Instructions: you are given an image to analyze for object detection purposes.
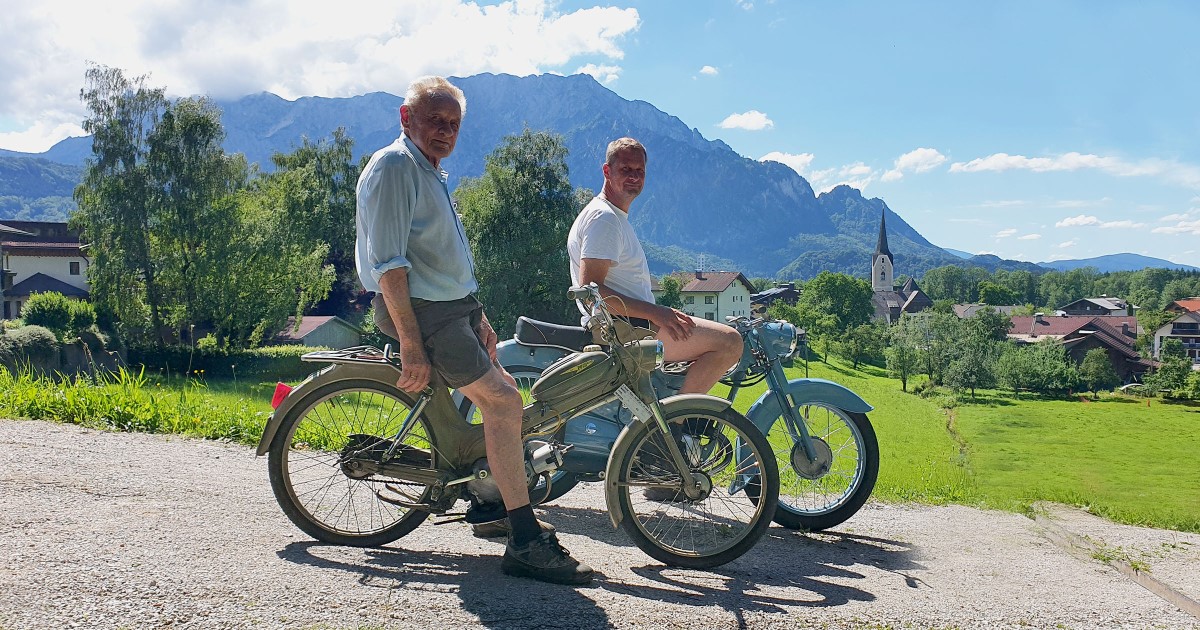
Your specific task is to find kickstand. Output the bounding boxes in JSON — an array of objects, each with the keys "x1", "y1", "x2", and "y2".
[{"x1": 431, "y1": 514, "x2": 467, "y2": 525}]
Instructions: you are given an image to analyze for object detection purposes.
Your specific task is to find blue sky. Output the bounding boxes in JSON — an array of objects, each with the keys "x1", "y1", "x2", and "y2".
[{"x1": 2, "y1": 0, "x2": 1197, "y2": 266}]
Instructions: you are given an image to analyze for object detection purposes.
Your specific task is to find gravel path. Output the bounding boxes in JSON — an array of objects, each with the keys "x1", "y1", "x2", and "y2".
[{"x1": 1, "y1": 419, "x2": 1197, "y2": 630}]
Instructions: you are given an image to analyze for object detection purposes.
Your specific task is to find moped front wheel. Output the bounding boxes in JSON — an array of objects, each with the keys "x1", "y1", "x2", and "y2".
[
  {"x1": 610, "y1": 406, "x2": 778, "y2": 569},
  {"x1": 267, "y1": 380, "x2": 437, "y2": 546},
  {"x1": 764, "y1": 403, "x2": 878, "y2": 531}
]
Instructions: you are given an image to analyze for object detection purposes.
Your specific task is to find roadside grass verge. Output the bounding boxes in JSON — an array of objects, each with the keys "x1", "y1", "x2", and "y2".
[{"x1": 0, "y1": 367, "x2": 273, "y2": 446}]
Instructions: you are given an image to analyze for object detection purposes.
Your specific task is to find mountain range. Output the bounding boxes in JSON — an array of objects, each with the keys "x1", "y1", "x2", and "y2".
[{"x1": 2, "y1": 73, "x2": 1194, "y2": 278}]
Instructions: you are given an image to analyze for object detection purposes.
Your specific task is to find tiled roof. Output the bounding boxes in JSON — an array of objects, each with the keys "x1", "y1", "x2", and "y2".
[
  {"x1": 274, "y1": 316, "x2": 361, "y2": 340},
  {"x1": 1168, "y1": 298, "x2": 1200, "y2": 313},
  {"x1": 952, "y1": 304, "x2": 1023, "y2": 318},
  {"x1": 1008, "y1": 314, "x2": 1138, "y2": 339},
  {"x1": 6, "y1": 273, "x2": 89, "y2": 298},
  {"x1": 0, "y1": 223, "x2": 34, "y2": 237},
  {"x1": 1, "y1": 242, "x2": 86, "y2": 257},
  {"x1": 670, "y1": 271, "x2": 754, "y2": 293}
]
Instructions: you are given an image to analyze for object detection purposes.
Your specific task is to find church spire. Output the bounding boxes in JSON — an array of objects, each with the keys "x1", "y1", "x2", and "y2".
[{"x1": 875, "y1": 209, "x2": 892, "y2": 263}]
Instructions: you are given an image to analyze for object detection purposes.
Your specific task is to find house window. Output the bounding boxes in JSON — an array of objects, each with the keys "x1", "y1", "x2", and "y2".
[
  {"x1": 685, "y1": 296, "x2": 694, "y2": 304},
  {"x1": 704, "y1": 312, "x2": 715, "y2": 320},
  {"x1": 704, "y1": 296, "x2": 714, "y2": 304},
  {"x1": 70, "y1": 261, "x2": 81, "y2": 275}
]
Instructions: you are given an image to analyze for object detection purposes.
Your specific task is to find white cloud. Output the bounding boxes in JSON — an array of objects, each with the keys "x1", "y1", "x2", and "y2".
[
  {"x1": 1018, "y1": 234, "x2": 1042, "y2": 240},
  {"x1": 718, "y1": 110, "x2": 774, "y2": 131},
  {"x1": 881, "y1": 147, "x2": 946, "y2": 182},
  {"x1": 576, "y1": 63, "x2": 621, "y2": 84},
  {"x1": 699, "y1": 65, "x2": 718, "y2": 76},
  {"x1": 760, "y1": 152, "x2": 876, "y2": 192},
  {"x1": 0, "y1": 1, "x2": 640, "y2": 152},
  {"x1": 949, "y1": 151, "x2": 1200, "y2": 189},
  {"x1": 1098, "y1": 220, "x2": 1145, "y2": 229},
  {"x1": 995, "y1": 229, "x2": 1018, "y2": 238},
  {"x1": 1056, "y1": 214, "x2": 1101, "y2": 227},
  {"x1": 1058, "y1": 240, "x2": 1077, "y2": 248},
  {"x1": 1055, "y1": 214, "x2": 1145, "y2": 229},
  {"x1": 1153, "y1": 219, "x2": 1200, "y2": 236},
  {"x1": 735, "y1": 0, "x2": 754, "y2": 9}
]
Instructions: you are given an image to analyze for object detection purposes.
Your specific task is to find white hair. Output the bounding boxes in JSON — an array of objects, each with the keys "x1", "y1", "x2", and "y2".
[{"x1": 404, "y1": 76, "x2": 466, "y2": 116}]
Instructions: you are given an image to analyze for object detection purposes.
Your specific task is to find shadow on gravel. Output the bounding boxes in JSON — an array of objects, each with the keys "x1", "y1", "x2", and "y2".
[{"x1": 277, "y1": 541, "x2": 612, "y2": 628}]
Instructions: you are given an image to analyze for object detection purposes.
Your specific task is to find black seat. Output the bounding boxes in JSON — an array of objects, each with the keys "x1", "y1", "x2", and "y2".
[{"x1": 514, "y1": 316, "x2": 592, "y2": 351}]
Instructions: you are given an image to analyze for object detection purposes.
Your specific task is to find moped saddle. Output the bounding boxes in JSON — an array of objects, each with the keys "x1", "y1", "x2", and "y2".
[{"x1": 514, "y1": 316, "x2": 591, "y2": 351}]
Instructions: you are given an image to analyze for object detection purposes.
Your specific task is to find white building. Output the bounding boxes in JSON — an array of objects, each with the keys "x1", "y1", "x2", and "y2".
[
  {"x1": 654, "y1": 271, "x2": 755, "y2": 322},
  {"x1": 0, "y1": 221, "x2": 89, "y2": 319}
]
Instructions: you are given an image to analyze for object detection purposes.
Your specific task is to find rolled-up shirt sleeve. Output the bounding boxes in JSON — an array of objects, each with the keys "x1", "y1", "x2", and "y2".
[{"x1": 364, "y1": 153, "x2": 416, "y2": 284}]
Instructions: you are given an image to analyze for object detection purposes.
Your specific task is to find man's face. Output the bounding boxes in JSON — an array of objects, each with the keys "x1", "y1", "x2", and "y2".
[
  {"x1": 401, "y1": 93, "x2": 462, "y2": 165},
  {"x1": 604, "y1": 149, "x2": 646, "y2": 199}
]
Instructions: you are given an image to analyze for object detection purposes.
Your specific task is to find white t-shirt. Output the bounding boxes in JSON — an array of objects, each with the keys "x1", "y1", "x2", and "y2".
[{"x1": 567, "y1": 196, "x2": 654, "y2": 305}]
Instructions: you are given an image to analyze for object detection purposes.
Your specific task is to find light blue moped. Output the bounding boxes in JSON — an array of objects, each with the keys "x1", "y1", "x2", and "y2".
[{"x1": 460, "y1": 314, "x2": 879, "y2": 531}]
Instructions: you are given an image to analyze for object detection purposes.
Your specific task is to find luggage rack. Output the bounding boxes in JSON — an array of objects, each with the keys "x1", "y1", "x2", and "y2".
[{"x1": 301, "y1": 344, "x2": 401, "y2": 366}]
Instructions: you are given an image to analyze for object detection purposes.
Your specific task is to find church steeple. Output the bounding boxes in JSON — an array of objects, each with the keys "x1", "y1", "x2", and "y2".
[
  {"x1": 875, "y1": 209, "x2": 892, "y2": 263},
  {"x1": 871, "y1": 209, "x2": 894, "y2": 292}
]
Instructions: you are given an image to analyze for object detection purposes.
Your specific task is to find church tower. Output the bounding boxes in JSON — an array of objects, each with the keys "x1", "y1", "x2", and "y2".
[{"x1": 871, "y1": 209, "x2": 894, "y2": 292}]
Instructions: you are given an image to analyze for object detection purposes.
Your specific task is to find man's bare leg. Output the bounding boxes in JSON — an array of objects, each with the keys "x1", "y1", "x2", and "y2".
[
  {"x1": 456, "y1": 367, "x2": 529, "y2": 510},
  {"x1": 661, "y1": 318, "x2": 743, "y2": 394}
]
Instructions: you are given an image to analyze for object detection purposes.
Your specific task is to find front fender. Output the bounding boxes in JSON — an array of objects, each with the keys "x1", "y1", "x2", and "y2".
[
  {"x1": 602, "y1": 394, "x2": 733, "y2": 528},
  {"x1": 746, "y1": 378, "x2": 872, "y2": 435},
  {"x1": 255, "y1": 361, "x2": 402, "y2": 456}
]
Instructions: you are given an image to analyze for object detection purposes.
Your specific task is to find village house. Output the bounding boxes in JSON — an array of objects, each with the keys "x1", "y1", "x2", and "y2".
[
  {"x1": 1008, "y1": 313, "x2": 1152, "y2": 383},
  {"x1": 1057, "y1": 296, "x2": 1134, "y2": 316},
  {"x1": 1153, "y1": 298, "x2": 1200, "y2": 368},
  {"x1": 0, "y1": 221, "x2": 89, "y2": 320},
  {"x1": 750, "y1": 282, "x2": 800, "y2": 316},
  {"x1": 653, "y1": 270, "x2": 755, "y2": 322},
  {"x1": 272, "y1": 316, "x2": 363, "y2": 348}
]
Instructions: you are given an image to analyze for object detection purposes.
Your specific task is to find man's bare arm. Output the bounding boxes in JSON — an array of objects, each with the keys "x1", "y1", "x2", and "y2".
[
  {"x1": 577, "y1": 257, "x2": 695, "y2": 341},
  {"x1": 378, "y1": 267, "x2": 432, "y2": 392}
]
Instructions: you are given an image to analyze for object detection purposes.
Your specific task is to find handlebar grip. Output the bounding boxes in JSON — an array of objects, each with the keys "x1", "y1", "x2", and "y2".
[{"x1": 567, "y1": 283, "x2": 599, "y2": 300}]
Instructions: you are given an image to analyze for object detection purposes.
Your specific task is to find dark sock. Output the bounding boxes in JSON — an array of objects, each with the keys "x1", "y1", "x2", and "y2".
[{"x1": 507, "y1": 504, "x2": 541, "y2": 546}]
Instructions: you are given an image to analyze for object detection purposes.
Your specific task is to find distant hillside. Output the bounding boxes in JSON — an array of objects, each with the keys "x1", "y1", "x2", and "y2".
[
  {"x1": 0, "y1": 73, "x2": 1023, "y2": 280},
  {"x1": 0, "y1": 157, "x2": 82, "y2": 222},
  {"x1": 1037, "y1": 253, "x2": 1200, "y2": 273}
]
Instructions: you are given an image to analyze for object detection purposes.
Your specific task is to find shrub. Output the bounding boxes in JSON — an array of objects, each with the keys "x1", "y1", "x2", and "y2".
[
  {"x1": 21, "y1": 292, "x2": 73, "y2": 335},
  {"x1": 0, "y1": 325, "x2": 61, "y2": 373},
  {"x1": 128, "y1": 343, "x2": 327, "y2": 381},
  {"x1": 197, "y1": 333, "x2": 220, "y2": 351},
  {"x1": 69, "y1": 300, "x2": 98, "y2": 334}
]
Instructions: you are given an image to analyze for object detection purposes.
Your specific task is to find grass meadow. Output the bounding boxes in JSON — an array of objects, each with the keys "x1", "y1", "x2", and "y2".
[{"x1": 2, "y1": 355, "x2": 1197, "y2": 532}]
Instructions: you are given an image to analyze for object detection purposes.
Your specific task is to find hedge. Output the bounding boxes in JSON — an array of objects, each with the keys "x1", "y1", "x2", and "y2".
[{"x1": 127, "y1": 344, "x2": 332, "y2": 381}]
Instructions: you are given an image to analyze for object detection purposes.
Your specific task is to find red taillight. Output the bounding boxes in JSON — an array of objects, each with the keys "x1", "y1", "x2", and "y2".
[{"x1": 271, "y1": 382, "x2": 293, "y2": 409}]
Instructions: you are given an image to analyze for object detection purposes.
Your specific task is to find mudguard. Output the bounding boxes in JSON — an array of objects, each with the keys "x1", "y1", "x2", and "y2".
[
  {"x1": 745, "y1": 378, "x2": 873, "y2": 436},
  {"x1": 602, "y1": 394, "x2": 734, "y2": 528},
  {"x1": 255, "y1": 361, "x2": 404, "y2": 456}
]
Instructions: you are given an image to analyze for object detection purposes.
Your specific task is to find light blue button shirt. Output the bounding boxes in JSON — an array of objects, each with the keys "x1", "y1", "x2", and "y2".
[{"x1": 355, "y1": 134, "x2": 478, "y2": 301}]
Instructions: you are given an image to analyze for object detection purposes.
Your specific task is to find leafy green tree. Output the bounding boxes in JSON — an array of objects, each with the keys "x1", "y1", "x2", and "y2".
[
  {"x1": 835, "y1": 322, "x2": 885, "y2": 369},
  {"x1": 943, "y1": 339, "x2": 998, "y2": 399},
  {"x1": 1145, "y1": 357, "x2": 1192, "y2": 396},
  {"x1": 146, "y1": 96, "x2": 246, "y2": 335},
  {"x1": 267, "y1": 129, "x2": 360, "y2": 317},
  {"x1": 920, "y1": 265, "x2": 971, "y2": 302},
  {"x1": 1079, "y1": 347, "x2": 1119, "y2": 397},
  {"x1": 657, "y1": 276, "x2": 684, "y2": 309},
  {"x1": 797, "y1": 271, "x2": 873, "y2": 331},
  {"x1": 994, "y1": 269, "x2": 1040, "y2": 305},
  {"x1": 457, "y1": 129, "x2": 584, "y2": 336},
  {"x1": 73, "y1": 64, "x2": 169, "y2": 340},
  {"x1": 978, "y1": 280, "x2": 1018, "y2": 306},
  {"x1": 966, "y1": 306, "x2": 1012, "y2": 342},
  {"x1": 885, "y1": 314, "x2": 923, "y2": 391},
  {"x1": 995, "y1": 344, "x2": 1035, "y2": 397},
  {"x1": 1135, "y1": 309, "x2": 1176, "y2": 354}
]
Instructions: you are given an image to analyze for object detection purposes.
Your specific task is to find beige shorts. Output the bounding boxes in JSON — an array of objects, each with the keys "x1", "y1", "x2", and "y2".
[{"x1": 372, "y1": 294, "x2": 493, "y2": 389}]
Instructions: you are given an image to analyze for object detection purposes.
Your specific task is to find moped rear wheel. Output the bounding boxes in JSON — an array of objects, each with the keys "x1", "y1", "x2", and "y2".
[
  {"x1": 267, "y1": 380, "x2": 437, "y2": 546},
  {"x1": 763, "y1": 404, "x2": 878, "y2": 531},
  {"x1": 459, "y1": 366, "x2": 581, "y2": 505},
  {"x1": 610, "y1": 406, "x2": 778, "y2": 569}
]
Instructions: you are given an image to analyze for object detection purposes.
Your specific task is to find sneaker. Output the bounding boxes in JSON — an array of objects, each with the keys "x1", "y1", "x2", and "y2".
[
  {"x1": 501, "y1": 532, "x2": 594, "y2": 585},
  {"x1": 471, "y1": 517, "x2": 556, "y2": 539},
  {"x1": 642, "y1": 486, "x2": 688, "y2": 502}
]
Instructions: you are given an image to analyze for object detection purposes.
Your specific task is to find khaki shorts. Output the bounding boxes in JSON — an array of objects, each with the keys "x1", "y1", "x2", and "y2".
[{"x1": 372, "y1": 294, "x2": 493, "y2": 389}]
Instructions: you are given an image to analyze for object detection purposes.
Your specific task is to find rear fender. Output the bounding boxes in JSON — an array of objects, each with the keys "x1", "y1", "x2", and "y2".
[
  {"x1": 746, "y1": 378, "x2": 872, "y2": 435},
  {"x1": 602, "y1": 394, "x2": 733, "y2": 528},
  {"x1": 255, "y1": 361, "x2": 402, "y2": 456}
]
